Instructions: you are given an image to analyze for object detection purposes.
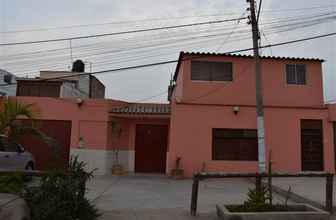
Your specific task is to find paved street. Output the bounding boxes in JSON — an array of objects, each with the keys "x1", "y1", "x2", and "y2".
[{"x1": 86, "y1": 175, "x2": 288, "y2": 220}]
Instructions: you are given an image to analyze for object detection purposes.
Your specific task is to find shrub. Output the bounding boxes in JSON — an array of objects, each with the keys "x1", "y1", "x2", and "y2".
[
  {"x1": 242, "y1": 186, "x2": 271, "y2": 212},
  {"x1": 0, "y1": 172, "x2": 25, "y2": 194},
  {"x1": 23, "y1": 156, "x2": 100, "y2": 220}
]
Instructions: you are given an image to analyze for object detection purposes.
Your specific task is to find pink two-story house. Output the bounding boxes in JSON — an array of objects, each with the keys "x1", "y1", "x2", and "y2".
[
  {"x1": 167, "y1": 52, "x2": 336, "y2": 177},
  {"x1": 8, "y1": 51, "x2": 336, "y2": 177}
]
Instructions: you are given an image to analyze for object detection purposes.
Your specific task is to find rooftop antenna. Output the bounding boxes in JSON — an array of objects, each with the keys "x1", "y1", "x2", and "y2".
[{"x1": 69, "y1": 39, "x2": 73, "y2": 64}]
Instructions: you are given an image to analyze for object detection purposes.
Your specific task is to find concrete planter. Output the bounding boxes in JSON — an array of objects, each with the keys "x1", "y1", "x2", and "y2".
[{"x1": 216, "y1": 204, "x2": 329, "y2": 220}]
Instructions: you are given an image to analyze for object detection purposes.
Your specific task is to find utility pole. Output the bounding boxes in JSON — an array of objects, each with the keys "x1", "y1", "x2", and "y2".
[{"x1": 247, "y1": 0, "x2": 266, "y2": 173}]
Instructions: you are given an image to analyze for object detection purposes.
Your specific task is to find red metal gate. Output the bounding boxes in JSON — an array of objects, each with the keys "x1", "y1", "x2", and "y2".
[
  {"x1": 19, "y1": 119, "x2": 71, "y2": 170},
  {"x1": 135, "y1": 124, "x2": 168, "y2": 173}
]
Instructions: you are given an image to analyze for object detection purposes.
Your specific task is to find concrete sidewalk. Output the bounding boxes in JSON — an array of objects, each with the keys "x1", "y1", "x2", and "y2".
[
  {"x1": 87, "y1": 175, "x2": 252, "y2": 212},
  {"x1": 100, "y1": 209, "x2": 218, "y2": 220},
  {"x1": 271, "y1": 177, "x2": 330, "y2": 207},
  {"x1": 86, "y1": 175, "x2": 289, "y2": 220}
]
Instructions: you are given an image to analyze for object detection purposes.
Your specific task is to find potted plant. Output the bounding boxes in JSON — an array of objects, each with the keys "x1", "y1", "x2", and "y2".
[
  {"x1": 111, "y1": 120, "x2": 124, "y2": 175},
  {"x1": 216, "y1": 151, "x2": 329, "y2": 220}
]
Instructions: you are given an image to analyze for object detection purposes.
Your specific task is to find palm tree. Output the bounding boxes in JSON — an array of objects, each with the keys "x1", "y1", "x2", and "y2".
[{"x1": 0, "y1": 98, "x2": 57, "y2": 153}]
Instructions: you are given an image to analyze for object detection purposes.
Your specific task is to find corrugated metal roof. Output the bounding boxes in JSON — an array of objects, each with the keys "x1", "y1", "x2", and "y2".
[
  {"x1": 111, "y1": 103, "x2": 170, "y2": 115},
  {"x1": 181, "y1": 51, "x2": 324, "y2": 62},
  {"x1": 173, "y1": 51, "x2": 324, "y2": 81}
]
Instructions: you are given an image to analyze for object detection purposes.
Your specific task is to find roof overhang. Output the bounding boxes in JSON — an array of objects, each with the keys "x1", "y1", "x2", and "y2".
[
  {"x1": 109, "y1": 103, "x2": 171, "y2": 119},
  {"x1": 173, "y1": 51, "x2": 325, "y2": 82},
  {"x1": 109, "y1": 113, "x2": 170, "y2": 119}
]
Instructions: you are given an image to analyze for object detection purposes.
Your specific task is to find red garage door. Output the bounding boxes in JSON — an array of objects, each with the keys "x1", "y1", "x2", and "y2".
[
  {"x1": 135, "y1": 124, "x2": 168, "y2": 173},
  {"x1": 19, "y1": 120, "x2": 71, "y2": 170}
]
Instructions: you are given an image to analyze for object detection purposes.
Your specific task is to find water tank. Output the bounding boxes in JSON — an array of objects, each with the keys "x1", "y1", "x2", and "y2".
[
  {"x1": 71, "y1": 60, "x2": 85, "y2": 72},
  {"x1": 4, "y1": 74, "x2": 12, "y2": 84}
]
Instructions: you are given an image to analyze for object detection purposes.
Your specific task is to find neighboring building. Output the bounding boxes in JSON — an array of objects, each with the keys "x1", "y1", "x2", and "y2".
[
  {"x1": 13, "y1": 97, "x2": 170, "y2": 174},
  {"x1": 16, "y1": 71, "x2": 105, "y2": 99},
  {"x1": 0, "y1": 69, "x2": 17, "y2": 96},
  {"x1": 167, "y1": 52, "x2": 336, "y2": 177},
  {"x1": 16, "y1": 60, "x2": 105, "y2": 99},
  {"x1": 7, "y1": 52, "x2": 336, "y2": 177}
]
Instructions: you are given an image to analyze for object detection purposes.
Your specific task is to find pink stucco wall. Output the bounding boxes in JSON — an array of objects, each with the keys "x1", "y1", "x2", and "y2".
[
  {"x1": 12, "y1": 96, "x2": 170, "y2": 155},
  {"x1": 169, "y1": 54, "x2": 335, "y2": 177},
  {"x1": 175, "y1": 55, "x2": 324, "y2": 107},
  {"x1": 107, "y1": 116, "x2": 170, "y2": 151},
  {"x1": 328, "y1": 104, "x2": 336, "y2": 121},
  {"x1": 168, "y1": 102, "x2": 335, "y2": 177},
  {"x1": 15, "y1": 97, "x2": 127, "y2": 150}
]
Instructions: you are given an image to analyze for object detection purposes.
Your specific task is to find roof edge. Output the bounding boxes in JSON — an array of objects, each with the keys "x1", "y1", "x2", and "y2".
[{"x1": 173, "y1": 51, "x2": 324, "y2": 81}]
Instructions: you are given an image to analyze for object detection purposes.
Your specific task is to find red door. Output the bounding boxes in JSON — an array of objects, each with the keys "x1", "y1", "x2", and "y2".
[{"x1": 135, "y1": 124, "x2": 168, "y2": 173}]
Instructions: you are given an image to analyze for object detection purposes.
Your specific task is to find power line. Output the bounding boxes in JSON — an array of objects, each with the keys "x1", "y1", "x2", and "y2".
[
  {"x1": 0, "y1": 13, "x2": 248, "y2": 35},
  {"x1": 3, "y1": 16, "x2": 334, "y2": 78},
  {"x1": 0, "y1": 31, "x2": 334, "y2": 88},
  {"x1": 2, "y1": 12, "x2": 334, "y2": 69},
  {"x1": 1, "y1": 16, "x2": 335, "y2": 72},
  {"x1": 1, "y1": 11, "x2": 333, "y2": 62},
  {"x1": 0, "y1": 17, "x2": 247, "y2": 47},
  {"x1": 260, "y1": 30, "x2": 273, "y2": 56},
  {"x1": 2, "y1": 25, "x2": 335, "y2": 79},
  {"x1": 0, "y1": 5, "x2": 334, "y2": 35},
  {"x1": 215, "y1": 11, "x2": 247, "y2": 52},
  {"x1": 262, "y1": 5, "x2": 336, "y2": 13},
  {"x1": 5, "y1": 15, "x2": 334, "y2": 75},
  {"x1": 133, "y1": 90, "x2": 169, "y2": 103}
]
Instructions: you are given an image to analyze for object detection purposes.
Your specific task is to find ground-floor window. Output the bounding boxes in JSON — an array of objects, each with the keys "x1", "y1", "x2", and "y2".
[{"x1": 212, "y1": 129, "x2": 258, "y2": 161}]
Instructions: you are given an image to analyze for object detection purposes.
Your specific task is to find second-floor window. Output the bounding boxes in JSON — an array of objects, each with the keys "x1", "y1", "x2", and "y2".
[
  {"x1": 191, "y1": 61, "x2": 233, "y2": 82},
  {"x1": 286, "y1": 64, "x2": 306, "y2": 85}
]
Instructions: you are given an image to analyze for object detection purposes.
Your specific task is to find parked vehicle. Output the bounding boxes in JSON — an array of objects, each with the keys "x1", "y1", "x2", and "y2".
[{"x1": 0, "y1": 136, "x2": 35, "y2": 171}]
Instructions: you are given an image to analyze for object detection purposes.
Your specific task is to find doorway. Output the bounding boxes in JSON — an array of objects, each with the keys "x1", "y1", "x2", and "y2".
[
  {"x1": 135, "y1": 124, "x2": 168, "y2": 173},
  {"x1": 301, "y1": 119, "x2": 324, "y2": 171}
]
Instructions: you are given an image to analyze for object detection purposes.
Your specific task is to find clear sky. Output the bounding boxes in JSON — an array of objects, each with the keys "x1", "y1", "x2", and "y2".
[{"x1": 0, "y1": 0, "x2": 335, "y2": 103}]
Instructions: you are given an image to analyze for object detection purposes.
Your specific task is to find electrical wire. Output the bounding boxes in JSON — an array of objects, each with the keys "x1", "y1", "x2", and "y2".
[
  {"x1": 133, "y1": 90, "x2": 169, "y2": 103},
  {"x1": 1, "y1": 12, "x2": 334, "y2": 77},
  {"x1": 0, "y1": 5, "x2": 334, "y2": 35},
  {"x1": 0, "y1": 31, "x2": 334, "y2": 88},
  {"x1": 4, "y1": 13, "x2": 334, "y2": 75},
  {"x1": 0, "y1": 17, "x2": 247, "y2": 47},
  {"x1": 0, "y1": 11, "x2": 333, "y2": 62},
  {"x1": 2, "y1": 11, "x2": 334, "y2": 71},
  {"x1": 215, "y1": 11, "x2": 247, "y2": 52},
  {"x1": 4, "y1": 20, "x2": 334, "y2": 77}
]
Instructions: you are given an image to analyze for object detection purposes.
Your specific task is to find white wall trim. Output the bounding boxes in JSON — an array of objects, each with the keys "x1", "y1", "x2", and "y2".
[{"x1": 70, "y1": 148, "x2": 134, "y2": 175}]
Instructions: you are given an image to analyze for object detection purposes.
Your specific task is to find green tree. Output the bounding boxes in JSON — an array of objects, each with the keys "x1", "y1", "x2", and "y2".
[{"x1": 0, "y1": 98, "x2": 58, "y2": 156}]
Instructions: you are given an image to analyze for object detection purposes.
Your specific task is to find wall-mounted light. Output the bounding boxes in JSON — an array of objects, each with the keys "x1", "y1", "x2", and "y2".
[
  {"x1": 233, "y1": 106, "x2": 240, "y2": 115},
  {"x1": 76, "y1": 98, "x2": 84, "y2": 107}
]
